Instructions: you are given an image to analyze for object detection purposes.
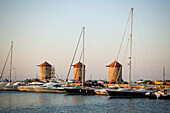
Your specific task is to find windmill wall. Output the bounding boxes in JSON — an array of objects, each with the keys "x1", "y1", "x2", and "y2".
[{"x1": 106, "y1": 60, "x2": 122, "y2": 82}]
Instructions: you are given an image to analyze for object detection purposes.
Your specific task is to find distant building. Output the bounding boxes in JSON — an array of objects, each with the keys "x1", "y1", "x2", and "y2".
[
  {"x1": 106, "y1": 60, "x2": 122, "y2": 82},
  {"x1": 73, "y1": 62, "x2": 85, "y2": 82},
  {"x1": 37, "y1": 61, "x2": 52, "y2": 81}
]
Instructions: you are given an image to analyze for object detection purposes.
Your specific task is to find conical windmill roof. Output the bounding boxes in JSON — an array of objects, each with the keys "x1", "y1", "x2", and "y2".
[
  {"x1": 107, "y1": 60, "x2": 122, "y2": 67},
  {"x1": 38, "y1": 61, "x2": 52, "y2": 67},
  {"x1": 73, "y1": 62, "x2": 83, "y2": 68}
]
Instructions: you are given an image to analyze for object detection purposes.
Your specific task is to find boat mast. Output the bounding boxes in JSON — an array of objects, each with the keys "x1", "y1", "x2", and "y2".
[
  {"x1": 66, "y1": 29, "x2": 83, "y2": 81},
  {"x1": 9, "y1": 41, "x2": 13, "y2": 84},
  {"x1": 129, "y1": 8, "x2": 133, "y2": 89},
  {"x1": 82, "y1": 27, "x2": 85, "y2": 85}
]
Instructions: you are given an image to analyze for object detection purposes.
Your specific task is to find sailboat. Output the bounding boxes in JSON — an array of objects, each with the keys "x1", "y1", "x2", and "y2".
[
  {"x1": 2, "y1": 41, "x2": 18, "y2": 91},
  {"x1": 64, "y1": 27, "x2": 96, "y2": 95},
  {"x1": 107, "y1": 8, "x2": 153, "y2": 98}
]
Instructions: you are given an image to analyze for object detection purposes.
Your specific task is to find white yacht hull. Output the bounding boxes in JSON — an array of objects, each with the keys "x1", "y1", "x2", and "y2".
[
  {"x1": 18, "y1": 86, "x2": 27, "y2": 91},
  {"x1": 34, "y1": 87, "x2": 65, "y2": 93}
]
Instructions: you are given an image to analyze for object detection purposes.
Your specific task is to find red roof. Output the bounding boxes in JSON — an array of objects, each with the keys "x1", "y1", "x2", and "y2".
[
  {"x1": 107, "y1": 60, "x2": 122, "y2": 67},
  {"x1": 38, "y1": 61, "x2": 52, "y2": 67},
  {"x1": 73, "y1": 62, "x2": 83, "y2": 68}
]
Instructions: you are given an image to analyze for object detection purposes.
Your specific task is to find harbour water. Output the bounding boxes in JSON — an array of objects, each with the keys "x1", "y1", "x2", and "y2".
[{"x1": 0, "y1": 91, "x2": 170, "y2": 113}]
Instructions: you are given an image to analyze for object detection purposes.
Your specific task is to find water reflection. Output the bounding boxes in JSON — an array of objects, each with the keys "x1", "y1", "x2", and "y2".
[
  {"x1": 38, "y1": 93, "x2": 52, "y2": 106},
  {"x1": 64, "y1": 95, "x2": 84, "y2": 105},
  {"x1": 72, "y1": 96, "x2": 84, "y2": 105},
  {"x1": 0, "y1": 92, "x2": 38, "y2": 109},
  {"x1": 7, "y1": 92, "x2": 12, "y2": 107},
  {"x1": 127, "y1": 99, "x2": 133, "y2": 112}
]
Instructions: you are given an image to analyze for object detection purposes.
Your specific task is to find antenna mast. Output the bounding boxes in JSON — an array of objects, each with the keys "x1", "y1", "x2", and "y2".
[{"x1": 163, "y1": 67, "x2": 165, "y2": 85}]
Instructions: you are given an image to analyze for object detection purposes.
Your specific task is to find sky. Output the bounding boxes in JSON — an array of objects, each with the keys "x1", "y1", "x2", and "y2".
[{"x1": 0, "y1": 0, "x2": 170, "y2": 81}]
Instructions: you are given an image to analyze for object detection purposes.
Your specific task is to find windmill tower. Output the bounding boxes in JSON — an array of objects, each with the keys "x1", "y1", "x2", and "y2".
[
  {"x1": 73, "y1": 62, "x2": 85, "y2": 82},
  {"x1": 38, "y1": 61, "x2": 52, "y2": 81}
]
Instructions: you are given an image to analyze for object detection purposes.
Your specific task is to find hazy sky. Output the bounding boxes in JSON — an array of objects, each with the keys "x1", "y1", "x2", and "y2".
[{"x1": 0, "y1": 0, "x2": 170, "y2": 81}]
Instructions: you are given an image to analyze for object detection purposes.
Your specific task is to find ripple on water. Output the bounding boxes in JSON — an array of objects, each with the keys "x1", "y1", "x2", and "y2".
[{"x1": 0, "y1": 91, "x2": 170, "y2": 113}]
